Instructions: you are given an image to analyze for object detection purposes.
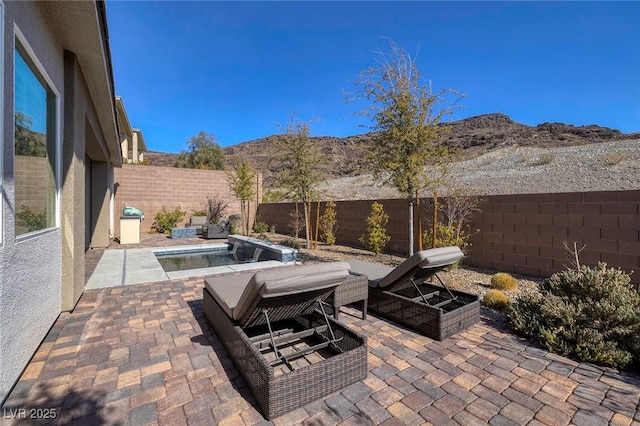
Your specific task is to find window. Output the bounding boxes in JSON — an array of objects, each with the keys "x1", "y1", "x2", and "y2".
[{"x1": 14, "y1": 38, "x2": 57, "y2": 236}]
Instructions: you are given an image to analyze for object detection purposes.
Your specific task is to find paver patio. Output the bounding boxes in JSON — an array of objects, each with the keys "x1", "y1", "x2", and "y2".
[{"x1": 2, "y1": 269, "x2": 639, "y2": 426}]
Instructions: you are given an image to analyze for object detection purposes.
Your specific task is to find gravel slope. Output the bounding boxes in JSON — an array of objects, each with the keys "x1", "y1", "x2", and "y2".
[{"x1": 319, "y1": 138, "x2": 640, "y2": 199}]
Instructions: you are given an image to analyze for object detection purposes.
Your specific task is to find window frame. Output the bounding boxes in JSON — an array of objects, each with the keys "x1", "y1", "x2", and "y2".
[{"x1": 13, "y1": 25, "x2": 61, "y2": 241}]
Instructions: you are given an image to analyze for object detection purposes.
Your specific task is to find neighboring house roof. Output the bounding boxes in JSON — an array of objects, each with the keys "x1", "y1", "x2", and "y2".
[
  {"x1": 41, "y1": 1, "x2": 122, "y2": 166},
  {"x1": 133, "y1": 129, "x2": 148, "y2": 152},
  {"x1": 116, "y1": 96, "x2": 134, "y2": 139}
]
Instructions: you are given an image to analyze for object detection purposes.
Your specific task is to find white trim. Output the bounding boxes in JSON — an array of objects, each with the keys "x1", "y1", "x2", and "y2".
[
  {"x1": 0, "y1": 1, "x2": 5, "y2": 245},
  {"x1": 13, "y1": 24, "x2": 61, "y2": 240}
]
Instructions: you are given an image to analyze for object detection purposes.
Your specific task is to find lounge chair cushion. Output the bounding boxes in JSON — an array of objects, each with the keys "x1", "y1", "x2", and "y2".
[
  {"x1": 349, "y1": 246, "x2": 464, "y2": 289},
  {"x1": 190, "y1": 216, "x2": 208, "y2": 226},
  {"x1": 206, "y1": 262, "x2": 351, "y2": 321}
]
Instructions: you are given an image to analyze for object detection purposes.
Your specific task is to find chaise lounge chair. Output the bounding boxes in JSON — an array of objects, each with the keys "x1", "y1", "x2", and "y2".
[
  {"x1": 203, "y1": 262, "x2": 367, "y2": 419},
  {"x1": 348, "y1": 246, "x2": 480, "y2": 341}
]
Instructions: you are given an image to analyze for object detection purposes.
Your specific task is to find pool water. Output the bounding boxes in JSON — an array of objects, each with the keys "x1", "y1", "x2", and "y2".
[{"x1": 156, "y1": 249, "x2": 240, "y2": 272}]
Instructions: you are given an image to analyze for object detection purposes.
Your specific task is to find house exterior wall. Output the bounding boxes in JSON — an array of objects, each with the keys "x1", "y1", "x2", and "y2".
[
  {"x1": 1, "y1": 1, "x2": 120, "y2": 403},
  {"x1": 114, "y1": 165, "x2": 262, "y2": 235},
  {"x1": 0, "y1": 1, "x2": 64, "y2": 404},
  {"x1": 257, "y1": 190, "x2": 640, "y2": 285}
]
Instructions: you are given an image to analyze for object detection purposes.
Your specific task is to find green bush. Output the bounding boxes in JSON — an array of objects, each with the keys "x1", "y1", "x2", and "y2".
[
  {"x1": 152, "y1": 206, "x2": 186, "y2": 234},
  {"x1": 507, "y1": 263, "x2": 640, "y2": 369},
  {"x1": 359, "y1": 201, "x2": 390, "y2": 254},
  {"x1": 422, "y1": 223, "x2": 471, "y2": 251},
  {"x1": 16, "y1": 205, "x2": 47, "y2": 232},
  {"x1": 491, "y1": 273, "x2": 518, "y2": 291},
  {"x1": 279, "y1": 238, "x2": 301, "y2": 250},
  {"x1": 483, "y1": 289, "x2": 510, "y2": 310},
  {"x1": 253, "y1": 222, "x2": 269, "y2": 234},
  {"x1": 318, "y1": 201, "x2": 338, "y2": 245}
]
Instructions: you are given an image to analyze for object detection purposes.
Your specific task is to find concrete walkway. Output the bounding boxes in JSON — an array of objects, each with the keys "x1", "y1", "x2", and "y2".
[
  {"x1": 2, "y1": 276, "x2": 639, "y2": 425},
  {"x1": 85, "y1": 244, "x2": 285, "y2": 289}
]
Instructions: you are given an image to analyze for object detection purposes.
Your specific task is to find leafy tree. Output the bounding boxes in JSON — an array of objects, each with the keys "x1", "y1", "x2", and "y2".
[
  {"x1": 349, "y1": 39, "x2": 464, "y2": 255},
  {"x1": 175, "y1": 131, "x2": 225, "y2": 170},
  {"x1": 226, "y1": 160, "x2": 256, "y2": 235},
  {"x1": 15, "y1": 112, "x2": 46, "y2": 157},
  {"x1": 271, "y1": 117, "x2": 326, "y2": 249}
]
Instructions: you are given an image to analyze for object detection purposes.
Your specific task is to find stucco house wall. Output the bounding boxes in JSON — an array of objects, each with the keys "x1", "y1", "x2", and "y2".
[{"x1": 0, "y1": 1, "x2": 121, "y2": 403}]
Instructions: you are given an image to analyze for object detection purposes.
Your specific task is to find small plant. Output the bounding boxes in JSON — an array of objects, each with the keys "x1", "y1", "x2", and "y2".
[
  {"x1": 507, "y1": 263, "x2": 640, "y2": 369},
  {"x1": 422, "y1": 223, "x2": 471, "y2": 251},
  {"x1": 318, "y1": 201, "x2": 338, "y2": 245},
  {"x1": 191, "y1": 209, "x2": 207, "y2": 217},
  {"x1": 16, "y1": 205, "x2": 47, "y2": 232},
  {"x1": 152, "y1": 206, "x2": 186, "y2": 234},
  {"x1": 483, "y1": 290, "x2": 510, "y2": 310},
  {"x1": 601, "y1": 151, "x2": 630, "y2": 166},
  {"x1": 228, "y1": 214, "x2": 242, "y2": 234},
  {"x1": 253, "y1": 222, "x2": 269, "y2": 234},
  {"x1": 279, "y1": 238, "x2": 301, "y2": 250},
  {"x1": 491, "y1": 272, "x2": 518, "y2": 291},
  {"x1": 359, "y1": 201, "x2": 391, "y2": 254},
  {"x1": 530, "y1": 153, "x2": 555, "y2": 166},
  {"x1": 289, "y1": 207, "x2": 304, "y2": 238},
  {"x1": 269, "y1": 224, "x2": 277, "y2": 233}
]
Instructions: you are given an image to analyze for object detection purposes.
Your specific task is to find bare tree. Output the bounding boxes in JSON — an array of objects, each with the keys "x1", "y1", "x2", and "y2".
[{"x1": 272, "y1": 116, "x2": 326, "y2": 248}]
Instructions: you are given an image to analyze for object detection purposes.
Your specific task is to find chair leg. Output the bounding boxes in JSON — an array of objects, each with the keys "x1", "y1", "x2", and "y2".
[{"x1": 361, "y1": 299, "x2": 367, "y2": 320}]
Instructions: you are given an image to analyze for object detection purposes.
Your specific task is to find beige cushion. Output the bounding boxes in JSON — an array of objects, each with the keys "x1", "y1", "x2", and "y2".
[
  {"x1": 190, "y1": 216, "x2": 208, "y2": 226},
  {"x1": 206, "y1": 262, "x2": 351, "y2": 321},
  {"x1": 205, "y1": 272, "x2": 254, "y2": 318},
  {"x1": 349, "y1": 246, "x2": 464, "y2": 289}
]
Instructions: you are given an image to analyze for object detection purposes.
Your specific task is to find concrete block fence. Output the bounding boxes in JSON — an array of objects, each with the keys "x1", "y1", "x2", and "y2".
[
  {"x1": 256, "y1": 190, "x2": 640, "y2": 284},
  {"x1": 114, "y1": 165, "x2": 262, "y2": 235}
]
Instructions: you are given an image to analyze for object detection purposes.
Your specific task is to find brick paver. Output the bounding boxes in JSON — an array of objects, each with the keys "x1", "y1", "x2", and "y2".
[{"x1": 2, "y1": 259, "x2": 640, "y2": 425}]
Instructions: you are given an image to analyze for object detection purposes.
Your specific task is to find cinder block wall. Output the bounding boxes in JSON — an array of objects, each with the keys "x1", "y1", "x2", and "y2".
[
  {"x1": 468, "y1": 191, "x2": 639, "y2": 282},
  {"x1": 114, "y1": 165, "x2": 262, "y2": 235},
  {"x1": 257, "y1": 190, "x2": 639, "y2": 283}
]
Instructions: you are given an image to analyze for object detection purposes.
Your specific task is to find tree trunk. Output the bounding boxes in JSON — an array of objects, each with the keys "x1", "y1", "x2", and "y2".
[
  {"x1": 303, "y1": 201, "x2": 311, "y2": 249},
  {"x1": 408, "y1": 198, "x2": 414, "y2": 256},
  {"x1": 432, "y1": 191, "x2": 438, "y2": 248}
]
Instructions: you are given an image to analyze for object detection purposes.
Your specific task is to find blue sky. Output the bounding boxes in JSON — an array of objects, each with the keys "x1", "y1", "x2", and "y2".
[{"x1": 107, "y1": 1, "x2": 640, "y2": 153}]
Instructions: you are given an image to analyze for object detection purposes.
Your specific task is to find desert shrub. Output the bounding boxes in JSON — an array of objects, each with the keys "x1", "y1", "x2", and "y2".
[
  {"x1": 507, "y1": 263, "x2": 640, "y2": 368},
  {"x1": 289, "y1": 207, "x2": 304, "y2": 238},
  {"x1": 483, "y1": 290, "x2": 510, "y2": 310},
  {"x1": 318, "y1": 201, "x2": 338, "y2": 245},
  {"x1": 279, "y1": 238, "x2": 301, "y2": 250},
  {"x1": 422, "y1": 223, "x2": 471, "y2": 251},
  {"x1": 152, "y1": 206, "x2": 186, "y2": 234},
  {"x1": 491, "y1": 272, "x2": 518, "y2": 291},
  {"x1": 359, "y1": 201, "x2": 390, "y2": 254},
  {"x1": 205, "y1": 195, "x2": 228, "y2": 223},
  {"x1": 601, "y1": 152, "x2": 630, "y2": 166},
  {"x1": 228, "y1": 214, "x2": 242, "y2": 234},
  {"x1": 253, "y1": 222, "x2": 269, "y2": 234},
  {"x1": 530, "y1": 153, "x2": 555, "y2": 166},
  {"x1": 16, "y1": 205, "x2": 47, "y2": 232},
  {"x1": 191, "y1": 209, "x2": 207, "y2": 217}
]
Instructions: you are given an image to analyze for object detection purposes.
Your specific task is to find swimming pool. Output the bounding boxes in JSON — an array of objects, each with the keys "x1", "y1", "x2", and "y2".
[{"x1": 155, "y1": 248, "x2": 240, "y2": 272}]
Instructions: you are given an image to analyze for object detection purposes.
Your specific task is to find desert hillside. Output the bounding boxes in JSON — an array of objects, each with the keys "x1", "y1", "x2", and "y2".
[{"x1": 144, "y1": 113, "x2": 640, "y2": 196}]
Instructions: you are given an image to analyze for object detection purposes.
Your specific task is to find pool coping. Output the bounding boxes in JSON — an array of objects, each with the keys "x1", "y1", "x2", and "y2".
[{"x1": 85, "y1": 244, "x2": 290, "y2": 289}]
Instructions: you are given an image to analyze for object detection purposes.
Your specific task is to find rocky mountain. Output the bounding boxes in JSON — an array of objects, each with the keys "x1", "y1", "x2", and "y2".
[{"x1": 144, "y1": 113, "x2": 639, "y2": 187}]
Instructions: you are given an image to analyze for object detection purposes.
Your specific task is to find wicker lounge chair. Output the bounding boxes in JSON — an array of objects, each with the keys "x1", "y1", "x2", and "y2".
[
  {"x1": 203, "y1": 262, "x2": 367, "y2": 419},
  {"x1": 186, "y1": 215, "x2": 207, "y2": 235},
  {"x1": 348, "y1": 246, "x2": 480, "y2": 341}
]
